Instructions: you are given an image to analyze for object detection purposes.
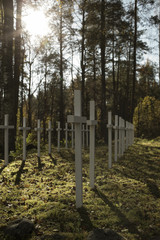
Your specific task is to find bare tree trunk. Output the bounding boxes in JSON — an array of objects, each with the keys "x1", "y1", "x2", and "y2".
[
  {"x1": 0, "y1": 0, "x2": 3, "y2": 123},
  {"x1": 59, "y1": 6, "x2": 65, "y2": 138},
  {"x1": 93, "y1": 49, "x2": 96, "y2": 101},
  {"x1": 81, "y1": 0, "x2": 86, "y2": 115},
  {"x1": 100, "y1": 0, "x2": 107, "y2": 142},
  {"x1": 159, "y1": 10, "x2": 160, "y2": 85},
  {"x1": 20, "y1": 48, "x2": 25, "y2": 127},
  {"x1": 131, "y1": 0, "x2": 137, "y2": 122},
  {"x1": 112, "y1": 32, "x2": 116, "y2": 115},
  {"x1": 28, "y1": 58, "x2": 32, "y2": 129},
  {"x1": 14, "y1": 0, "x2": 22, "y2": 143},
  {"x1": 2, "y1": 0, "x2": 15, "y2": 150},
  {"x1": 43, "y1": 56, "x2": 47, "y2": 143},
  {"x1": 125, "y1": 41, "x2": 131, "y2": 121}
]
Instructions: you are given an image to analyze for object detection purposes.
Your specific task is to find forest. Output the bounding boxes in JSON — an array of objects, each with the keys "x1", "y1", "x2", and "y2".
[
  {"x1": 1, "y1": 1, "x2": 160, "y2": 240},
  {"x1": 0, "y1": 0, "x2": 160, "y2": 153}
]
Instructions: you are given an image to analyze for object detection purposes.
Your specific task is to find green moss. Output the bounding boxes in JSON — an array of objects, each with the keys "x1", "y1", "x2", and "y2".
[{"x1": 0, "y1": 140, "x2": 160, "y2": 239}]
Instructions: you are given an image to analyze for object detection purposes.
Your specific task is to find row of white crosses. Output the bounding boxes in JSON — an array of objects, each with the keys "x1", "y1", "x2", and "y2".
[
  {"x1": 56, "y1": 121, "x2": 89, "y2": 152},
  {"x1": 67, "y1": 90, "x2": 97, "y2": 208},
  {"x1": 0, "y1": 115, "x2": 54, "y2": 166},
  {"x1": 107, "y1": 112, "x2": 134, "y2": 169}
]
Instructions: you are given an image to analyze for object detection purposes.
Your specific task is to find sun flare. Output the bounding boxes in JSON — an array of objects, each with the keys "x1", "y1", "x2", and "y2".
[{"x1": 23, "y1": 8, "x2": 50, "y2": 37}]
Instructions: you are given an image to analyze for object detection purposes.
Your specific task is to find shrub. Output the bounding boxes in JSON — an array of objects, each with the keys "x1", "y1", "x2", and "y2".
[{"x1": 133, "y1": 96, "x2": 160, "y2": 138}]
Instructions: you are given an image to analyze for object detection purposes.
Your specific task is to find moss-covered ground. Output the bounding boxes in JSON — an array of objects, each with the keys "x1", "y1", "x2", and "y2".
[{"x1": 0, "y1": 138, "x2": 160, "y2": 240}]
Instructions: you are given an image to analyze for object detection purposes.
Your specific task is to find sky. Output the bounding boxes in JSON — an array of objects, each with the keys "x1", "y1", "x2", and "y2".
[{"x1": 22, "y1": 0, "x2": 160, "y2": 92}]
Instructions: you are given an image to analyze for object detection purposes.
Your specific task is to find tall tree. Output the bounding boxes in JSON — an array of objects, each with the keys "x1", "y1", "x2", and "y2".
[
  {"x1": 100, "y1": 0, "x2": 107, "y2": 142},
  {"x1": 2, "y1": 0, "x2": 15, "y2": 149},
  {"x1": 131, "y1": 0, "x2": 137, "y2": 121},
  {"x1": 14, "y1": 0, "x2": 22, "y2": 142}
]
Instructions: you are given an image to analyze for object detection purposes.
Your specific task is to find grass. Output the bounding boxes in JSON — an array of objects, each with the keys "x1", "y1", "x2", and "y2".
[{"x1": 0, "y1": 138, "x2": 160, "y2": 240}]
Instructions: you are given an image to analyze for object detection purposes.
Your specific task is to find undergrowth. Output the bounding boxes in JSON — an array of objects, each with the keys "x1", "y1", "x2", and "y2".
[{"x1": 0, "y1": 139, "x2": 160, "y2": 240}]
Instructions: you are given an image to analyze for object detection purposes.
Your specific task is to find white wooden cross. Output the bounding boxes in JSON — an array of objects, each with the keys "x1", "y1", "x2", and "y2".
[
  {"x1": 47, "y1": 120, "x2": 53, "y2": 155},
  {"x1": 107, "y1": 111, "x2": 112, "y2": 169},
  {"x1": 56, "y1": 121, "x2": 62, "y2": 152},
  {"x1": 87, "y1": 101, "x2": 97, "y2": 189},
  {"x1": 67, "y1": 90, "x2": 86, "y2": 208},
  {"x1": 0, "y1": 114, "x2": 14, "y2": 166},
  {"x1": 64, "y1": 123, "x2": 68, "y2": 149},
  {"x1": 34, "y1": 119, "x2": 43, "y2": 158},
  {"x1": 19, "y1": 117, "x2": 31, "y2": 161},
  {"x1": 121, "y1": 118, "x2": 125, "y2": 155},
  {"x1": 118, "y1": 117, "x2": 122, "y2": 158},
  {"x1": 113, "y1": 115, "x2": 118, "y2": 162}
]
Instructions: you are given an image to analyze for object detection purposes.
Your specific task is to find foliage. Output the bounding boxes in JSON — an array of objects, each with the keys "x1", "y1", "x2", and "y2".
[{"x1": 133, "y1": 96, "x2": 160, "y2": 138}]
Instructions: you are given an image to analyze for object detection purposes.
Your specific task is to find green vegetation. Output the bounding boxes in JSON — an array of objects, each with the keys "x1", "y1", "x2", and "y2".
[
  {"x1": 0, "y1": 139, "x2": 160, "y2": 240},
  {"x1": 134, "y1": 96, "x2": 160, "y2": 138}
]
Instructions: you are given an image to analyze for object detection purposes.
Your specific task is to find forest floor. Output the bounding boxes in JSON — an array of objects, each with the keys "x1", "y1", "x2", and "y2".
[{"x1": 0, "y1": 138, "x2": 160, "y2": 240}]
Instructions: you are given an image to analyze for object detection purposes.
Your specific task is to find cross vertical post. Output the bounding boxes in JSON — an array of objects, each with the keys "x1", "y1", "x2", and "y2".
[
  {"x1": 87, "y1": 101, "x2": 97, "y2": 189},
  {"x1": 35, "y1": 119, "x2": 43, "y2": 158},
  {"x1": 107, "y1": 111, "x2": 112, "y2": 169},
  {"x1": 67, "y1": 90, "x2": 86, "y2": 208},
  {"x1": 121, "y1": 118, "x2": 125, "y2": 155},
  {"x1": 118, "y1": 117, "x2": 122, "y2": 157},
  {"x1": 114, "y1": 115, "x2": 118, "y2": 162},
  {"x1": 19, "y1": 117, "x2": 30, "y2": 161},
  {"x1": 64, "y1": 123, "x2": 68, "y2": 149},
  {"x1": 0, "y1": 114, "x2": 14, "y2": 166},
  {"x1": 56, "y1": 121, "x2": 61, "y2": 152},
  {"x1": 47, "y1": 120, "x2": 53, "y2": 155}
]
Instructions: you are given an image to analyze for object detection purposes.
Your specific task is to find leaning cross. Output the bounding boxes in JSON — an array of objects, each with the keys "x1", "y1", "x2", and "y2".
[
  {"x1": 34, "y1": 119, "x2": 43, "y2": 158},
  {"x1": 0, "y1": 114, "x2": 14, "y2": 166},
  {"x1": 87, "y1": 101, "x2": 97, "y2": 189},
  {"x1": 107, "y1": 111, "x2": 112, "y2": 169},
  {"x1": 67, "y1": 90, "x2": 86, "y2": 208},
  {"x1": 19, "y1": 117, "x2": 31, "y2": 161},
  {"x1": 47, "y1": 120, "x2": 53, "y2": 155}
]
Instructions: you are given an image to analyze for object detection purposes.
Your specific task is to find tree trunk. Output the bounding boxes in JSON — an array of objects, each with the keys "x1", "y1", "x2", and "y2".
[
  {"x1": 43, "y1": 57, "x2": 47, "y2": 144},
  {"x1": 112, "y1": 31, "x2": 116, "y2": 115},
  {"x1": 131, "y1": 0, "x2": 137, "y2": 122},
  {"x1": 93, "y1": 49, "x2": 96, "y2": 101},
  {"x1": 59, "y1": 6, "x2": 65, "y2": 138},
  {"x1": 2, "y1": 0, "x2": 15, "y2": 149},
  {"x1": 125, "y1": 41, "x2": 131, "y2": 121},
  {"x1": 0, "y1": 0, "x2": 3, "y2": 123},
  {"x1": 81, "y1": 0, "x2": 86, "y2": 115},
  {"x1": 14, "y1": 0, "x2": 22, "y2": 142},
  {"x1": 100, "y1": 0, "x2": 107, "y2": 142},
  {"x1": 28, "y1": 59, "x2": 32, "y2": 129}
]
